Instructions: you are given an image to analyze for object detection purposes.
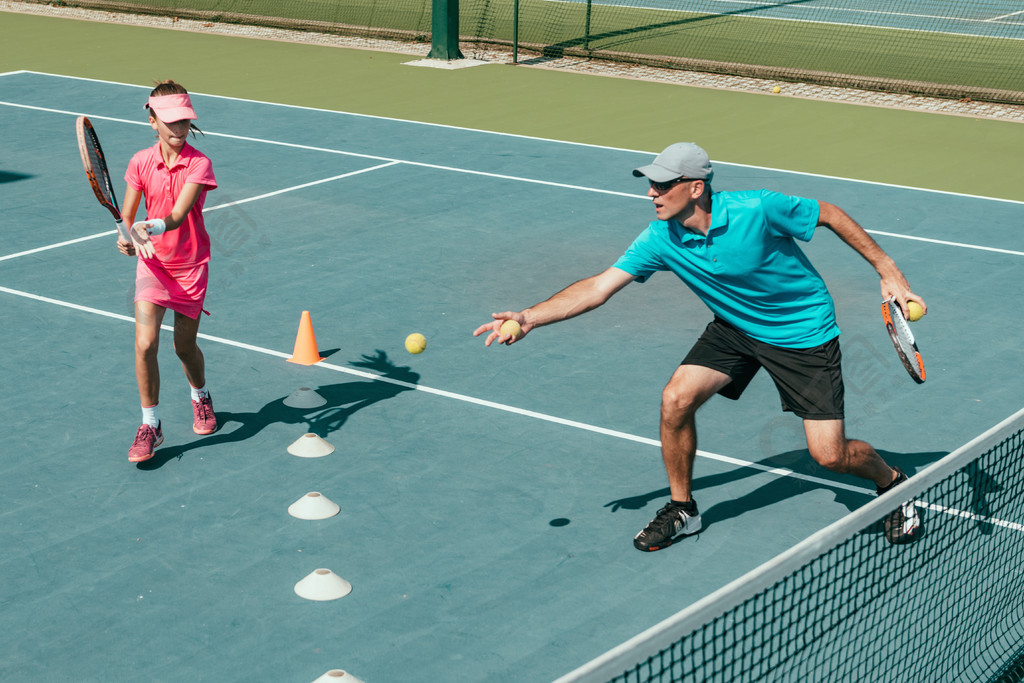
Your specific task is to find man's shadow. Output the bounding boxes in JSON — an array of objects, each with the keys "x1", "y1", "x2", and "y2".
[
  {"x1": 603, "y1": 449, "x2": 947, "y2": 534},
  {"x1": 139, "y1": 350, "x2": 419, "y2": 469}
]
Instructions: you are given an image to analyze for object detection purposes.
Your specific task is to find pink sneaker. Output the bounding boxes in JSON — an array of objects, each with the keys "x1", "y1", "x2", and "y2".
[
  {"x1": 192, "y1": 394, "x2": 217, "y2": 435},
  {"x1": 129, "y1": 423, "x2": 163, "y2": 463}
]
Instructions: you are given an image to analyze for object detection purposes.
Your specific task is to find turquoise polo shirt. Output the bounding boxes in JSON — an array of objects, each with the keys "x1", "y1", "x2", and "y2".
[{"x1": 612, "y1": 190, "x2": 840, "y2": 348}]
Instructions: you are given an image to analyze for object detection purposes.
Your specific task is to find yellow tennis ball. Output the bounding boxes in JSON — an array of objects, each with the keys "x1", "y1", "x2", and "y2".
[
  {"x1": 906, "y1": 301, "x2": 924, "y2": 322},
  {"x1": 772, "y1": 86, "x2": 781, "y2": 94},
  {"x1": 405, "y1": 333, "x2": 427, "y2": 354},
  {"x1": 500, "y1": 319, "x2": 523, "y2": 340}
]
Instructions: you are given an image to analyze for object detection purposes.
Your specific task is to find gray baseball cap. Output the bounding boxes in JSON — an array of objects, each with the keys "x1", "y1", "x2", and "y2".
[{"x1": 632, "y1": 142, "x2": 713, "y2": 183}]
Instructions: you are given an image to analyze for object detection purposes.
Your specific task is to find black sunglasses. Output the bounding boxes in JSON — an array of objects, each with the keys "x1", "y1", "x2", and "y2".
[{"x1": 648, "y1": 177, "x2": 699, "y2": 192}]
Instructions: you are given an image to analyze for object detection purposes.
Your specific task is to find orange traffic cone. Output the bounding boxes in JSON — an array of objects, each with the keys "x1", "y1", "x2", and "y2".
[{"x1": 287, "y1": 310, "x2": 325, "y2": 365}]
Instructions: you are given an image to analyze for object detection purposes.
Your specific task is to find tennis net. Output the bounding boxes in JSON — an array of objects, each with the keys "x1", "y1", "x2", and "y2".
[
  {"x1": 510, "y1": 0, "x2": 1024, "y2": 104},
  {"x1": 556, "y1": 406, "x2": 1024, "y2": 683}
]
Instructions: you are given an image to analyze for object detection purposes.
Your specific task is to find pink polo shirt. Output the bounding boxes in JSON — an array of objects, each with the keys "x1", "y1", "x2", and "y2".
[{"x1": 125, "y1": 142, "x2": 217, "y2": 266}]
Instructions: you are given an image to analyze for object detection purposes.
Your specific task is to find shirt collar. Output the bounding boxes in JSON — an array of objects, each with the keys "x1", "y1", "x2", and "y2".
[
  {"x1": 666, "y1": 192, "x2": 727, "y2": 240},
  {"x1": 152, "y1": 141, "x2": 192, "y2": 170},
  {"x1": 708, "y1": 192, "x2": 728, "y2": 233}
]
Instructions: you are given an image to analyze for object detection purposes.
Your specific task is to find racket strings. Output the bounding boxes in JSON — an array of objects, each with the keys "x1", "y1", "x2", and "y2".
[{"x1": 889, "y1": 304, "x2": 916, "y2": 344}]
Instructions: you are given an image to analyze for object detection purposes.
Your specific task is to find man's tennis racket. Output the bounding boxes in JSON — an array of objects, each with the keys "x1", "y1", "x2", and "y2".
[
  {"x1": 75, "y1": 116, "x2": 128, "y2": 241},
  {"x1": 881, "y1": 297, "x2": 926, "y2": 383}
]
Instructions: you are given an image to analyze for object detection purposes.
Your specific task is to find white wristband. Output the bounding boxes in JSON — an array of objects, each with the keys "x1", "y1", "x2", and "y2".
[{"x1": 146, "y1": 218, "x2": 167, "y2": 236}]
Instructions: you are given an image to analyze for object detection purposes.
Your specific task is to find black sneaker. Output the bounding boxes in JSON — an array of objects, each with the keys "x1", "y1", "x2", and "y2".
[
  {"x1": 877, "y1": 466, "x2": 922, "y2": 545},
  {"x1": 633, "y1": 500, "x2": 702, "y2": 552}
]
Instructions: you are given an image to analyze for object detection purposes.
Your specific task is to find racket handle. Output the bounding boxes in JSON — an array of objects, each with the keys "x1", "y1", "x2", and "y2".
[{"x1": 114, "y1": 219, "x2": 128, "y2": 241}]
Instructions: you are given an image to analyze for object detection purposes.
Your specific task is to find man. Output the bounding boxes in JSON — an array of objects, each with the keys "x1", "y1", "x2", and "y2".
[{"x1": 474, "y1": 142, "x2": 924, "y2": 552}]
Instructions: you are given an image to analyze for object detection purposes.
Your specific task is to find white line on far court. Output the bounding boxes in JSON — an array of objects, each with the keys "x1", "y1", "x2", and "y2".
[
  {"x1": 867, "y1": 230, "x2": 1024, "y2": 257},
  {"x1": 987, "y1": 9, "x2": 1024, "y2": 21},
  {"x1": 2, "y1": 99, "x2": 1022, "y2": 261},
  {"x1": 0, "y1": 164, "x2": 397, "y2": 262},
  {"x1": 204, "y1": 162, "x2": 401, "y2": 210}
]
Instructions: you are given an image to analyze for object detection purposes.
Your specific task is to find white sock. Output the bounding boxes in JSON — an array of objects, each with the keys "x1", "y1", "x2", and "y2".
[
  {"x1": 190, "y1": 384, "x2": 209, "y2": 401},
  {"x1": 142, "y1": 404, "x2": 159, "y2": 428}
]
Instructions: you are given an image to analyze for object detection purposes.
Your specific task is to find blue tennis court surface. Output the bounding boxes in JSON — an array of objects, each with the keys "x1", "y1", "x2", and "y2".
[{"x1": 2, "y1": 70, "x2": 1023, "y2": 681}]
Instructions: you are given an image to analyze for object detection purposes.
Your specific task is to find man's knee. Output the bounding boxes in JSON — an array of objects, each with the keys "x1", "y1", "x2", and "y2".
[
  {"x1": 661, "y1": 367, "x2": 723, "y2": 425},
  {"x1": 808, "y1": 441, "x2": 847, "y2": 471},
  {"x1": 662, "y1": 383, "x2": 700, "y2": 419},
  {"x1": 809, "y1": 438, "x2": 874, "y2": 473}
]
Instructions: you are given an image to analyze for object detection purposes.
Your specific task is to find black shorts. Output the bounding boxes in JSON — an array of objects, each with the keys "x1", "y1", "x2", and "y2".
[{"x1": 682, "y1": 318, "x2": 845, "y2": 420}]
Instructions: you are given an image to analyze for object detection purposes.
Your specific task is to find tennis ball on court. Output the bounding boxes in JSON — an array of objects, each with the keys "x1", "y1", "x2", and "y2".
[
  {"x1": 405, "y1": 333, "x2": 427, "y2": 354},
  {"x1": 772, "y1": 85, "x2": 781, "y2": 94},
  {"x1": 500, "y1": 319, "x2": 523, "y2": 340},
  {"x1": 906, "y1": 301, "x2": 924, "y2": 322}
]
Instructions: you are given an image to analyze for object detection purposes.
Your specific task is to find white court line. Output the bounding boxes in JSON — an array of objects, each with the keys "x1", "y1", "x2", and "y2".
[
  {"x1": 867, "y1": 230, "x2": 1024, "y2": 257},
  {"x1": 920, "y1": 500, "x2": 1024, "y2": 532},
  {"x1": 1, "y1": 102, "x2": 1022, "y2": 263},
  {"x1": 988, "y1": 10, "x2": 1024, "y2": 21},
  {"x1": 0, "y1": 101, "x2": 644, "y2": 201},
  {"x1": 0, "y1": 167, "x2": 394, "y2": 262},
  {"x1": 203, "y1": 162, "x2": 401, "y2": 209},
  {"x1": 4, "y1": 281, "x2": 1022, "y2": 533},
  {"x1": 0, "y1": 282, "x2": 870, "y2": 496},
  {"x1": 0, "y1": 232, "x2": 121, "y2": 262},
  {"x1": 6, "y1": 94, "x2": 1024, "y2": 206}
]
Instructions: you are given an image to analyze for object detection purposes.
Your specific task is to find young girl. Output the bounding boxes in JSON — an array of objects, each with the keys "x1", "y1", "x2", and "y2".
[{"x1": 119, "y1": 80, "x2": 218, "y2": 463}]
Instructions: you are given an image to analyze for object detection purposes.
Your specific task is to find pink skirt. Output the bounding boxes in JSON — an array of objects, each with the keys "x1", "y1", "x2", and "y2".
[{"x1": 135, "y1": 258, "x2": 209, "y2": 319}]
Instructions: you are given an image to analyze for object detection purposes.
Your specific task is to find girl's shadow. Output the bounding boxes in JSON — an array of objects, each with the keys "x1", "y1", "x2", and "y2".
[{"x1": 139, "y1": 350, "x2": 419, "y2": 469}]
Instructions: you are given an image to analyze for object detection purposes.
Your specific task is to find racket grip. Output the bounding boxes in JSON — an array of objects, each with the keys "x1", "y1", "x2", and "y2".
[{"x1": 114, "y1": 219, "x2": 128, "y2": 241}]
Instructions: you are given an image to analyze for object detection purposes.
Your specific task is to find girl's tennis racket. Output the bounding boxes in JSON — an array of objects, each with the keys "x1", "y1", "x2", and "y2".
[
  {"x1": 881, "y1": 297, "x2": 926, "y2": 383},
  {"x1": 75, "y1": 116, "x2": 128, "y2": 241}
]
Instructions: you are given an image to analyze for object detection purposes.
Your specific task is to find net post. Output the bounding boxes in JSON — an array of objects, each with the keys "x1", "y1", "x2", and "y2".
[
  {"x1": 428, "y1": 0, "x2": 464, "y2": 60},
  {"x1": 512, "y1": 0, "x2": 519, "y2": 64},
  {"x1": 584, "y1": 0, "x2": 592, "y2": 51}
]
